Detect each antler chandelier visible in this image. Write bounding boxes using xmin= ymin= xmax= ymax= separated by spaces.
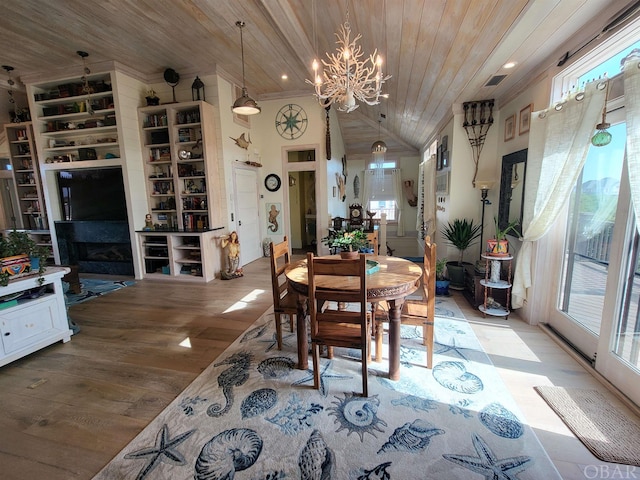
xmin=307 ymin=5 xmax=390 ymax=113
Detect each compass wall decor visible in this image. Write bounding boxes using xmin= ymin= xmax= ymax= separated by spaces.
xmin=275 ymin=104 xmax=308 ymax=139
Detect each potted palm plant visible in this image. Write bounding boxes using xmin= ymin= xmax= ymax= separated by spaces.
xmin=442 ymin=218 xmax=481 ymax=289
xmin=487 ymin=217 xmax=519 ymax=256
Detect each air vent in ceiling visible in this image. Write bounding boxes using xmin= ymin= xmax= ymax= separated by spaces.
xmin=485 ymin=74 xmax=507 ymax=87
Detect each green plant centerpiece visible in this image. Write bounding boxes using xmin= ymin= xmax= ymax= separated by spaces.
xmin=487 ymin=217 xmax=519 ymax=256
xmin=442 ymin=218 xmax=481 ymax=289
xmin=0 ymin=230 xmax=48 ymax=286
xmin=322 ymin=228 xmax=371 ymax=256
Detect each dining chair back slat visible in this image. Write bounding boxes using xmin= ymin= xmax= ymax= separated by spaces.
xmin=307 ymin=252 xmax=370 ymax=396
xmin=373 ymin=236 xmax=437 ymax=368
xmin=269 ymin=236 xmax=298 ymax=350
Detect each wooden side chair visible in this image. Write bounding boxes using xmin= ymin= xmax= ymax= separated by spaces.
xmin=307 ymin=252 xmax=370 ymax=397
xmin=366 ymin=231 xmax=379 ymax=255
xmin=269 ymin=236 xmax=298 ymax=350
xmin=373 ymin=236 xmax=436 ymax=368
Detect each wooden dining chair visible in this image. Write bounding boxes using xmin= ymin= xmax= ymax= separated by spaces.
xmin=373 ymin=236 xmax=436 ymax=368
xmin=366 ymin=231 xmax=378 ymax=255
xmin=269 ymin=236 xmax=298 ymax=350
xmin=307 ymin=252 xmax=370 ymax=397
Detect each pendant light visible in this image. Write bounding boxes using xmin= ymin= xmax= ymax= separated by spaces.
xmin=232 ymin=21 xmax=261 ymax=115
xmin=371 ymin=113 xmax=387 ymax=197
xmin=591 ymin=81 xmax=611 ymax=147
xmin=77 ymin=51 xmax=94 ymax=115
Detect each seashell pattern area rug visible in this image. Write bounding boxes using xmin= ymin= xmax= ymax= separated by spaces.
xmin=93 ymin=296 xmax=561 ymax=479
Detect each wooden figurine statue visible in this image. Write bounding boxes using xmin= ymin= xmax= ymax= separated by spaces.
xmin=143 ymin=213 xmax=154 ymax=231
xmin=220 ymin=231 xmax=243 ymax=280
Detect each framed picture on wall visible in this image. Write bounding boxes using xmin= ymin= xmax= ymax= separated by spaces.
xmin=504 ymin=114 xmax=515 ymax=141
xmin=436 ymin=144 xmax=444 ymax=170
xmin=519 ymin=104 xmax=532 ymax=135
xmin=442 ymin=150 xmax=450 ymax=168
xmin=435 ymin=171 xmax=449 ymax=194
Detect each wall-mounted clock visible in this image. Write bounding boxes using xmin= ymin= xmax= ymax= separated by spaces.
xmin=275 ymin=104 xmax=308 ymax=140
xmin=264 ymin=173 xmax=281 ymax=192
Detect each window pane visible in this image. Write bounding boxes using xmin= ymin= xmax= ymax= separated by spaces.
xmin=558 ymin=122 xmax=626 ymax=334
xmin=369 ymin=200 xmax=396 ymax=221
xmin=615 ymin=229 xmax=640 ymax=371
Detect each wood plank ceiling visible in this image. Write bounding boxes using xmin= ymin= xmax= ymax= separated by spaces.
xmin=0 ymin=0 xmax=634 ymax=161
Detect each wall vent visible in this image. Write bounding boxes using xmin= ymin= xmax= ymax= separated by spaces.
xmin=485 ymin=75 xmax=507 ymax=87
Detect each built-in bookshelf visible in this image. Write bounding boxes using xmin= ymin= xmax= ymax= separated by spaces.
xmin=29 ymin=75 xmax=119 ymax=167
xmin=138 ymin=230 xmax=219 ymax=282
xmin=139 ymin=101 xmax=222 ymax=232
xmin=3 ymin=122 xmax=48 ymax=231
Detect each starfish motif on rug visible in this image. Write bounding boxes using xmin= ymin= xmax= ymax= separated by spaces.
xmin=291 ymin=360 xmax=352 ymax=397
xmin=124 ymin=424 xmax=195 ymax=479
xmin=443 ymin=433 xmax=532 ymax=479
xmin=259 ymin=331 xmax=295 ymax=351
xmin=435 ymin=337 xmax=471 ymax=360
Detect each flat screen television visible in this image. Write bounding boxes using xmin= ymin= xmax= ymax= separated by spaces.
xmin=57 ymin=167 xmax=128 ymax=221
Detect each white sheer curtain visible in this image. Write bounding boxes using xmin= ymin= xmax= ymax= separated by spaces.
xmin=361 ymin=169 xmax=374 ymax=210
xmin=391 ymin=169 xmax=404 ymax=236
xmin=416 ymin=155 xmax=436 ymax=239
xmin=512 ymin=80 xmax=606 ymax=309
xmin=624 ymin=57 xmax=640 ymax=231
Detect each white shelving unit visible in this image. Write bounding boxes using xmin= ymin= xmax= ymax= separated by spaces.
xmin=479 ymin=254 xmax=513 ymax=318
xmin=138 ymin=230 xmax=220 ymax=283
xmin=2 ymin=122 xmax=48 ymax=231
xmin=139 ymin=101 xmax=224 ymax=232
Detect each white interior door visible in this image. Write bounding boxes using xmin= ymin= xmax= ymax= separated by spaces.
xmin=233 ymin=166 xmax=261 ymax=265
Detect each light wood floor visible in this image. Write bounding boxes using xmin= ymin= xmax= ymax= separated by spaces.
xmin=0 ymin=258 xmax=276 ymax=480
xmin=0 ymin=256 xmax=637 ymax=479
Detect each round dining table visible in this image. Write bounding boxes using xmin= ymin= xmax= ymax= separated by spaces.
xmin=284 ymin=254 xmax=422 ymax=381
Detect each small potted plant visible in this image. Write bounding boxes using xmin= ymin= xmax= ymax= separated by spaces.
xmin=322 ymin=228 xmax=370 ymax=259
xmin=0 ymin=230 xmax=48 ymax=286
xmin=486 ymin=217 xmax=519 ymax=256
xmin=442 ymin=218 xmax=481 ymax=289
xmin=435 ymin=257 xmax=450 ymax=296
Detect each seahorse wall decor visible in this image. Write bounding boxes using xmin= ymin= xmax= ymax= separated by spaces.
xmin=207 ymin=351 xmax=253 ymax=417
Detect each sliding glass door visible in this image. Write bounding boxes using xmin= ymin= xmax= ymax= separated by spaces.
xmin=546 ymin=121 xmax=640 ymax=403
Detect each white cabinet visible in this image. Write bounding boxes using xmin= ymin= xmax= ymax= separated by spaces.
xmin=0 ymin=267 xmax=72 ymax=367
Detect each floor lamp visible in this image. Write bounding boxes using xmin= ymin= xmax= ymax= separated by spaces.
xmin=475 ymin=181 xmax=495 ymax=264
